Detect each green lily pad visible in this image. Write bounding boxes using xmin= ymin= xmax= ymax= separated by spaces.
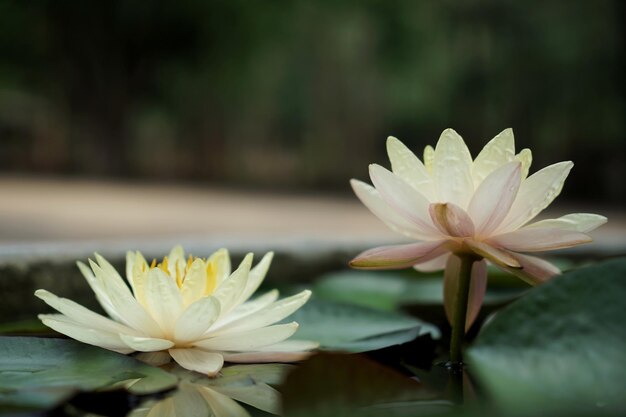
xmin=288 ymin=298 xmax=440 ymax=352
xmin=466 ymin=258 xmax=626 ymax=416
xmin=0 ymin=387 xmax=74 ymax=413
xmin=0 ymin=337 xmax=177 ymax=403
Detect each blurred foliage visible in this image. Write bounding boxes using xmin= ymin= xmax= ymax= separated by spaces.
xmin=0 ymin=0 xmax=623 ymax=202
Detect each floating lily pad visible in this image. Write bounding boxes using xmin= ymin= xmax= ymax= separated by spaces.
xmin=466 ymin=258 xmax=626 ymax=415
xmin=0 ymin=336 xmax=177 ymax=410
xmin=288 ymin=298 xmax=440 ymax=352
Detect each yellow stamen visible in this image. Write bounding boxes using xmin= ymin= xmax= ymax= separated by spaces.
xmin=150 ymin=259 xmax=157 ymax=268
xmin=204 ymin=261 xmax=217 ymax=295
xmin=159 ymin=256 xmax=169 ymax=274
xmin=175 ymin=261 xmax=183 ymax=287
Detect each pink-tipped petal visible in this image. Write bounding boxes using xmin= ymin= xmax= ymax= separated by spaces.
xmin=466 ymin=259 xmax=488 ymax=331
xmin=496 ymin=161 xmax=573 ymax=233
xmin=443 ymin=256 xmax=488 ymax=332
xmin=350 ymin=241 xmax=450 ymax=270
xmin=494 ymin=251 xmax=561 ymax=286
xmin=350 ymin=179 xmax=435 ymax=240
xmin=429 ymin=202 xmax=475 ymax=237
xmin=413 ymin=254 xmax=449 ymax=272
xmin=464 ymin=239 xmax=520 ymax=268
xmin=468 ymin=161 xmax=522 ymax=236
xmin=369 ymin=164 xmax=440 ymax=237
xmin=488 ymin=228 xmax=592 ymax=252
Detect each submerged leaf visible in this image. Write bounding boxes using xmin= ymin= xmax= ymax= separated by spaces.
xmin=0 ymin=337 xmax=177 ymax=396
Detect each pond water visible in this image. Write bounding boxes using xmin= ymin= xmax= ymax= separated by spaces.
xmin=1 ymin=247 xmax=625 ymax=417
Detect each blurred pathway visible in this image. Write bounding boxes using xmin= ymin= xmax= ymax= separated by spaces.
xmin=0 ymin=176 xmax=623 ymax=254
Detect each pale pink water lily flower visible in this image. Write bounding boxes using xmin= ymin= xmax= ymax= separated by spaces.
xmin=35 ymin=246 xmax=317 ymax=376
xmin=350 ymin=128 xmax=606 ymax=330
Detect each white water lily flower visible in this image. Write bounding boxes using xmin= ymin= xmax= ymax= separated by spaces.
xmin=35 ymin=246 xmax=317 ymax=376
xmin=350 ymin=128 xmax=606 ymax=330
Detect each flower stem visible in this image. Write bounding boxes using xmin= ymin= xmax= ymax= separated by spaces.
xmin=449 ymin=254 xmax=477 ymax=367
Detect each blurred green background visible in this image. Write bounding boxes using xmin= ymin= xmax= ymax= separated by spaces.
xmin=0 ymin=0 xmax=623 ymax=203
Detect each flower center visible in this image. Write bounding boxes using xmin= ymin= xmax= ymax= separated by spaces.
xmin=147 ymin=254 xmax=218 ymax=294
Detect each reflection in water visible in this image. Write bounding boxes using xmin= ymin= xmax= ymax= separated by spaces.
xmin=128 ymin=363 xmax=286 ymax=417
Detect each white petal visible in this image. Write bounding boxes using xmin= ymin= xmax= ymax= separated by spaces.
xmin=132 ymin=274 xmax=150 ymax=310
xmin=125 ymin=251 xmax=136 ymax=288
xmin=386 ymin=136 xmax=436 ymax=200
xmin=488 ymin=228 xmax=592 ymax=252
xmin=94 ymin=253 xmax=127 ymax=287
xmin=34 ymin=289 xmax=142 ymax=336
xmin=208 ymin=248 xmax=232 ymax=286
xmin=369 ymin=164 xmax=440 ymax=237
xmin=195 ymin=322 xmax=299 ymax=351
xmin=210 ymin=290 xmax=280 ymax=332
xmin=180 ymin=258 xmax=209 ymax=306
xmin=350 ymin=179 xmax=431 ymax=240
xmin=210 ymin=290 xmax=311 ymax=336
xmin=413 ymin=254 xmax=449 ymax=272
xmin=496 ymin=161 xmax=573 ymax=233
xmin=522 ymin=213 xmax=607 ymax=233
xmin=88 ymin=261 xmax=163 ymax=337
xmin=423 ymin=145 xmax=435 ymax=174
xmin=495 ymin=251 xmax=560 ymax=286
xmin=144 ymin=268 xmax=184 ymax=336
xmin=145 ymin=398 xmax=175 ymax=417
xmin=119 ymin=334 xmax=174 ymax=352
xmin=167 ymin=245 xmax=185 ymax=278
xmin=198 ymin=387 xmax=250 ymax=417
xmin=126 ymin=251 xmax=149 ymax=305
xmin=174 ymin=296 xmax=221 ymax=342
xmin=237 ymin=252 xmax=274 ymax=305
xmin=38 ymin=314 xmax=132 ymax=354
xmin=471 ymin=128 xmax=515 ymax=186
xmin=350 ymin=241 xmax=450 ymax=270
xmin=433 ymin=129 xmax=474 ymax=207
xmin=213 ymin=254 xmax=252 ymax=317
xmin=467 ymin=161 xmax=522 ymax=236
xmin=169 ymin=348 xmax=224 ymax=376
xmin=77 ymin=261 xmax=126 ymax=324
xmin=429 ymin=202 xmax=475 ymax=237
